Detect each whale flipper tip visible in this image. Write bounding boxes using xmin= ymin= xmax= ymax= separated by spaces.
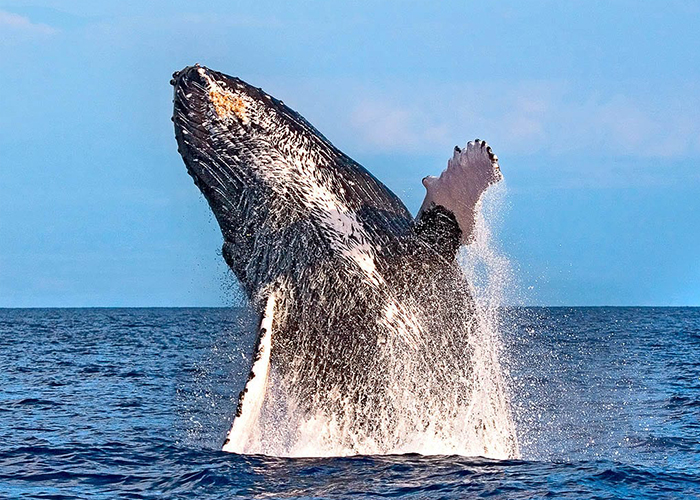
xmin=417 ymin=139 xmax=502 ymax=247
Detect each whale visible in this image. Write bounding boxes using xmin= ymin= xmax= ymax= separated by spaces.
xmin=171 ymin=65 xmax=511 ymax=456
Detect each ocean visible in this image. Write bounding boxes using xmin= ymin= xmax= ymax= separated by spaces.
xmin=1 ymin=307 xmax=698 ymax=499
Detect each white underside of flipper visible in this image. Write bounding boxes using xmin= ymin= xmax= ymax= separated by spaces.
xmin=419 ymin=139 xmax=502 ymax=244
xmin=222 ymin=292 xmax=277 ymax=453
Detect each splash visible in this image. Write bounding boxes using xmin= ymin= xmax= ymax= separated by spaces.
xmin=457 ymin=181 xmax=520 ymax=459
xmin=222 ymin=182 xmax=520 ymax=459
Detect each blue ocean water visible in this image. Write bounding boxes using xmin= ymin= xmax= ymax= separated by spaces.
xmin=1 ymin=307 xmax=698 ymax=499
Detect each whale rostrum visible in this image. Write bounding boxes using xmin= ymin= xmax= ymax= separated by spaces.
xmin=172 ymin=65 xmax=510 ymax=456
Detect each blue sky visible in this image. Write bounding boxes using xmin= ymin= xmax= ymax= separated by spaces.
xmin=0 ymin=0 xmax=698 ymax=307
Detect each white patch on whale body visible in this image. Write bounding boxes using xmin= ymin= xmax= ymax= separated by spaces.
xmin=223 ymin=291 xmax=277 ymax=453
xmin=284 ymin=157 xmax=384 ymax=285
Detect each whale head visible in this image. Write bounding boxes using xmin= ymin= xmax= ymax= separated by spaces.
xmin=171 ymin=65 xmax=372 ymax=235
xmin=171 ymin=65 xmax=413 ymax=293
xmin=172 ymin=65 xmax=338 ymax=212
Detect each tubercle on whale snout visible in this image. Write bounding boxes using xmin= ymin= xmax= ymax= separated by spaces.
xmin=169 ymin=62 xmax=203 ymax=86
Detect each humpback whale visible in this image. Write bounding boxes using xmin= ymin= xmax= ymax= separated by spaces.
xmin=171 ymin=65 xmax=513 ymax=457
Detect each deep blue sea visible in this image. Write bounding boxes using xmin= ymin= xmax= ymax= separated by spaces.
xmin=1 ymin=307 xmax=698 ymax=499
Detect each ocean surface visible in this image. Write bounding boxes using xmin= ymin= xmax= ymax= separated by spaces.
xmin=1 ymin=307 xmax=698 ymax=499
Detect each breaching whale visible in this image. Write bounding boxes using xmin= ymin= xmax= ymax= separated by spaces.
xmin=171 ymin=65 xmax=513 ymax=457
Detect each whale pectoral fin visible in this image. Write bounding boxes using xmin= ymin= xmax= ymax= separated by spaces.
xmin=222 ymin=291 xmax=278 ymax=454
xmin=416 ymin=139 xmax=502 ymax=252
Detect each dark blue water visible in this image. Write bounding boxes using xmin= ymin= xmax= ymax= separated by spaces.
xmin=1 ymin=307 xmax=698 ymax=498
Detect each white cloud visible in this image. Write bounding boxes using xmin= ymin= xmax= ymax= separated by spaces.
xmin=0 ymin=10 xmax=58 ymax=38
xmin=350 ymin=100 xmax=449 ymax=152
xmin=333 ymin=79 xmax=700 ymax=161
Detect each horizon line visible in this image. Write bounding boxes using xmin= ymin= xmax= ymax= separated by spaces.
xmin=0 ymin=305 xmax=698 ymax=310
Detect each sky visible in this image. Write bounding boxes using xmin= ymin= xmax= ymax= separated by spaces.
xmin=0 ymin=0 xmax=699 ymax=307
